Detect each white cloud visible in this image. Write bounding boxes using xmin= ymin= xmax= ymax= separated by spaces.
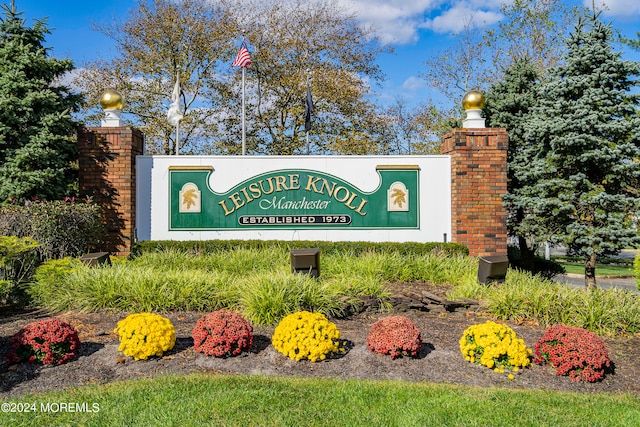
xmin=586 ymin=0 xmax=640 ymax=18
xmin=337 ymin=0 xmax=504 ymax=44
xmin=422 ymin=5 xmax=503 ymax=33
xmin=338 ymin=0 xmax=440 ymax=44
xmin=54 ymin=68 xmax=82 ymax=91
xmin=402 ymin=76 xmax=426 ymax=91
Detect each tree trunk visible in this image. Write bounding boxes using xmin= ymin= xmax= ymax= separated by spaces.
xmin=518 ymin=235 xmax=535 ymax=271
xmin=584 ymin=253 xmax=597 ymax=290
xmin=516 ymin=207 xmax=535 ymax=271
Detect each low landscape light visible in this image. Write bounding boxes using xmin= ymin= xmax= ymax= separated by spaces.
xmin=79 ymin=252 xmax=111 ymax=267
xmin=290 ymin=248 xmax=320 ymax=278
xmin=477 ymin=255 xmax=509 ymax=284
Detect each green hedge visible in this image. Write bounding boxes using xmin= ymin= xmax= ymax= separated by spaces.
xmin=0 ymin=200 xmax=104 ymax=260
xmin=0 ymin=235 xmax=40 ymax=306
xmin=131 ymin=240 xmax=469 ymax=258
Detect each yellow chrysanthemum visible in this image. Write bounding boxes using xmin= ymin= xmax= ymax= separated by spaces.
xmin=459 ymin=320 xmax=531 ymax=377
xmin=272 ymin=311 xmax=345 ymax=362
xmin=114 ymin=313 xmax=176 ymax=361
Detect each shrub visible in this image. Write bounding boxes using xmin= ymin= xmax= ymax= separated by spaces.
xmin=0 ymin=199 xmax=104 ymax=260
xmin=533 ymin=324 xmax=612 ymax=382
xmin=0 ymin=235 xmax=40 ymax=304
xmin=0 ymin=235 xmax=40 ymax=306
xmin=192 ymin=310 xmax=254 ymax=357
xmin=366 ymin=316 xmax=422 ymax=359
xmin=7 ymin=318 xmax=81 ymax=365
xmin=132 ymin=239 xmax=469 ymax=258
xmin=239 ymin=271 xmax=345 ymax=326
xmin=459 ymin=320 xmax=531 ymax=378
xmin=272 ymin=311 xmax=346 ymax=362
xmin=114 ymin=313 xmax=176 ymax=361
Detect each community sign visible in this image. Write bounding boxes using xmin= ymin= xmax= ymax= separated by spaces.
xmin=136 ymin=156 xmax=451 ymax=243
xmin=169 ymin=165 xmax=418 ymax=230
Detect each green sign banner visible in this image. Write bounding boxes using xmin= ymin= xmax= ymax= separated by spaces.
xmin=169 ymin=165 xmax=419 ymax=230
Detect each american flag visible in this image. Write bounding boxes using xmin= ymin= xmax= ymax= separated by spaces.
xmin=232 ymin=41 xmax=251 ymax=68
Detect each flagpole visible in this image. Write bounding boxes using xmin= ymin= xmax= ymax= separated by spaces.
xmin=176 ymin=121 xmax=180 ymax=155
xmin=167 ymin=70 xmax=183 ymax=155
xmin=241 ymin=66 xmax=246 ymax=155
xmin=305 ymin=69 xmax=311 ymax=155
xmin=233 ymin=35 xmax=251 ymax=155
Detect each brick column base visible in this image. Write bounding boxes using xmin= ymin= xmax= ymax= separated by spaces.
xmin=77 ymin=127 xmax=144 ymax=257
xmin=442 ymin=128 xmax=508 ymax=257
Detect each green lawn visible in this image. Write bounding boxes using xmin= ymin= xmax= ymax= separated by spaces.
xmin=558 ymin=262 xmax=634 ymax=276
xmin=2 ymin=374 xmax=639 ymax=427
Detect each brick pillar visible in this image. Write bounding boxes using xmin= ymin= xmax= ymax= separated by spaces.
xmin=442 ymin=128 xmax=508 ymax=257
xmin=77 ymin=127 xmax=144 ymax=257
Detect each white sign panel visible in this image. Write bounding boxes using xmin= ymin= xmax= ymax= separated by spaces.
xmin=136 ymin=155 xmax=451 ymax=243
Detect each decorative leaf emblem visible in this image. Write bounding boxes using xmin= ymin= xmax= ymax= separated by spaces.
xmin=182 ymin=189 xmax=198 ymax=209
xmin=391 ymin=188 xmax=406 ymax=208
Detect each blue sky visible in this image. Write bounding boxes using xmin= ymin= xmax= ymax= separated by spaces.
xmin=16 ymin=0 xmax=640 ymax=109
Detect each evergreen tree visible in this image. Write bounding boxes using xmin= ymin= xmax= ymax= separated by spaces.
xmin=0 ymin=1 xmax=82 ymax=203
xmin=484 ymin=58 xmax=541 ymax=271
xmin=513 ymin=13 xmax=640 ymax=289
xmin=622 ymin=32 xmax=640 ymax=51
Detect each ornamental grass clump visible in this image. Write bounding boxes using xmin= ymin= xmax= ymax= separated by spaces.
xmin=459 ymin=320 xmax=531 ymax=378
xmin=533 ymin=324 xmax=611 ymax=382
xmin=192 ymin=310 xmax=254 ymax=357
xmin=366 ymin=316 xmax=422 ymax=359
xmin=272 ymin=311 xmax=346 ymax=362
xmin=114 ymin=313 xmax=176 ymax=361
xmin=7 ymin=318 xmax=81 ymax=366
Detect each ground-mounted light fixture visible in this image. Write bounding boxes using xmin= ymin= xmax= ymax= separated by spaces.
xmin=290 ymin=248 xmax=320 ymax=278
xmin=477 ymin=255 xmax=509 ymax=284
xmin=79 ymin=252 xmax=112 ymax=267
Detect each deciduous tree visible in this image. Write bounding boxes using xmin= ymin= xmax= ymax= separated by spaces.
xmin=483 ymin=0 xmax=576 ymax=79
xmin=423 ymin=0 xmax=575 ymax=106
xmin=74 ymin=0 xmax=234 ymax=155
xmin=75 ymin=0 xmax=390 ymax=155
xmin=224 ymin=0 xmax=389 ymax=155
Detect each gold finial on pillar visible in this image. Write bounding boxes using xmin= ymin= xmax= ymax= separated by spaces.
xmin=461 ymin=90 xmax=486 ymax=128
xmin=100 ymin=89 xmax=125 ymax=127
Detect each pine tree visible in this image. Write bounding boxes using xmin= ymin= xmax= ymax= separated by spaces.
xmin=622 ymin=32 xmax=640 ymax=51
xmin=513 ymin=13 xmax=640 ymax=289
xmin=0 ymin=1 xmax=82 ymax=203
xmin=484 ymin=58 xmax=540 ymax=271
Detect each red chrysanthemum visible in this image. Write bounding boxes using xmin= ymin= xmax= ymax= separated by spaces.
xmin=366 ymin=316 xmax=422 ymax=359
xmin=533 ymin=324 xmax=611 ymax=382
xmin=192 ymin=310 xmax=253 ymax=357
xmin=7 ymin=318 xmax=81 ymax=365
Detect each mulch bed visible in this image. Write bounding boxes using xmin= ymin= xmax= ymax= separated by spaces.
xmin=1 ymin=282 xmax=639 ymax=398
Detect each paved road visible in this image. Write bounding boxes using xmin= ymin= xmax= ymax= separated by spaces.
xmin=544 ymin=246 xmax=638 ymax=292
xmin=553 ymin=274 xmax=638 ymax=293
xmin=549 ymin=247 xmax=640 ymax=260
